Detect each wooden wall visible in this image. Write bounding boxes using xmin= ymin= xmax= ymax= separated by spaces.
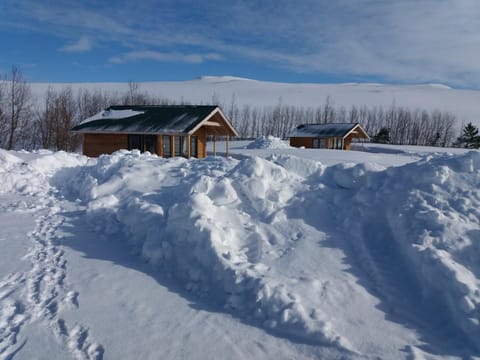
xmin=192 ymin=127 xmax=207 ymax=158
xmin=344 ymin=134 xmax=353 ymax=150
xmin=290 ymin=137 xmax=314 ymax=148
xmin=83 ymin=133 xmax=128 ymax=157
xmin=83 ymin=131 xmax=209 ymax=158
xmin=156 ymin=136 xmax=163 ymax=156
xmin=290 ymin=137 xmax=351 ymax=150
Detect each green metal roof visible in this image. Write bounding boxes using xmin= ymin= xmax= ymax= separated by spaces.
xmin=288 ymin=123 xmax=368 ymax=138
xmin=71 ymin=105 xmax=219 ymax=134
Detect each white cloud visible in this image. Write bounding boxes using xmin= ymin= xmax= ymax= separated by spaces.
xmin=3 ymin=0 xmax=480 ymax=87
xmin=109 ymin=51 xmax=222 ymax=64
xmin=60 ymin=36 xmax=93 ymax=53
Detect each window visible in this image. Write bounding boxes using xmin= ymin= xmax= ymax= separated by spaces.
xmin=175 ymin=136 xmax=182 ymax=156
xmin=163 ymin=136 xmax=171 ymax=157
xmin=144 ymin=135 xmax=156 ymax=153
xmin=128 ymin=135 xmax=142 ymax=150
xmin=329 ymin=138 xmax=335 ymax=149
xmin=190 ymin=136 xmax=198 ymax=157
xmin=181 ymin=137 xmax=188 ymax=157
xmin=128 ymin=135 xmax=156 ymax=153
xmin=162 ymin=135 xmax=197 ymax=158
xmin=336 ymin=138 xmax=343 ymax=149
xmin=312 ymin=138 xmax=326 ymax=148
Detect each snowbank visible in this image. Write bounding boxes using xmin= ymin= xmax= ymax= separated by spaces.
xmin=55 ymin=153 xmax=350 ymax=348
xmin=246 ymin=136 xmax=291 ymax=150
xmin=1 ymin=147 xmax=479 ymax=355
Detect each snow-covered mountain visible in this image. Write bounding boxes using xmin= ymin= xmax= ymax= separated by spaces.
xmin=0 ymin=142 xmax=479 ymax=359
xmin=29 ymin=76 xmax=480 ymax=127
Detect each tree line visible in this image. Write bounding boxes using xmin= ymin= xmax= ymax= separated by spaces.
xmin=0 ymin=66 xmax=477 ymax=152
xmin=224 ymin=96 xmax=459 ymax=147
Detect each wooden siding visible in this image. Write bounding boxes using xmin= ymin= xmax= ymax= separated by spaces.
xmin=156 ymin=135 xmax=163 ymax=156
xmin=290 ymin=137 xmax=313 ymax=148
xmin=344 ymin=134 xmax=354 ymax=150
xmin=290 ymin=136 xmax=350 ymax=150
xmin=192 ymin=127 xmax=207 ymax=158
xmin=83 ymin=133 xmax=128 ymax=157
xmin=82 ymin=133 xmax=210 ymax=159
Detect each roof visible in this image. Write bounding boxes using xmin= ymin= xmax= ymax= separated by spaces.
xmin=288 ymin=123 xmax=369 ymax=139
xmin=71 ymin=105 xmax=235 ymax=135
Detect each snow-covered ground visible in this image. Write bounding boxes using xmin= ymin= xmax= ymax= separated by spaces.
xmin=28 ymin=76 xmax=480 ymax=127
xmin=0 ymin=142 xmax=479 ymax=359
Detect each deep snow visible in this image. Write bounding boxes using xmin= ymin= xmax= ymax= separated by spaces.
xmin=0 ymin=142 xmax=479 ymax=359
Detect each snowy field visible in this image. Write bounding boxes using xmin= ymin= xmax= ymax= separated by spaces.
xmin=29 ymin=76 xmax=480 ymax=127
xmin=0 ymin=141 xmax=479 ymax=359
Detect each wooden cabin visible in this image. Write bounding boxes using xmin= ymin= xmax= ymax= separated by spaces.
xmin=288 ymin=123 xmax=369 ymax=150
xmin=71 ymin=105 xmax=238 ymax=158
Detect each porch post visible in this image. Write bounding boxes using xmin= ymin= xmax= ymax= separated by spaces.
xmin=213 ymin=136 xmax=217 ymax=157
xmin=226 ymin=135 xmax=229 ymax=157
xmin=156 ymin=135 xmax=163 ymax=157
xmin=187 ymin=135 xmax=191 ymax=159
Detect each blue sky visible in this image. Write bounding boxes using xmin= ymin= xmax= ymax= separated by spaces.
xmin=1 ymin=0 xmax=479 ymax=88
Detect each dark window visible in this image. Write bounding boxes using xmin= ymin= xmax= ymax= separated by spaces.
xmin=128 ymin=134 xmax=156 ymax=153
xmin=144 ymin=135 xmax=156 ymax=153
xmin=313 ymin=138 xmax=327 ymax=148
xmin=329 ymin=138 xmax=335 ymax=149
xmin=128 ymin=135 xmax=142 ymax=151
xmin=336 ymin=138 xmax=343 ymax=149
xmin=163 ymin=136 xmax=171 ymax=157
xmin=175 ymin=136 xmax=182 ymax=156
xmin=190 ymin=136 xmax=198 ymax=157
xmin=181 ymin=137 xmax=188 ymax=157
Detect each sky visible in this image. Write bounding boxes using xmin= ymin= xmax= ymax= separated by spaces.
xmin=1 ymin=0 xmax=479 ymax=88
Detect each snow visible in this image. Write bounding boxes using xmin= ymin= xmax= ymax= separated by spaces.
xmin=27 ymin=76 xmax=480 ymax=127
xmin=245 ymin=136 xmax=292 ymax=149
xmin=0 ymin=144 xmax=479 ymax=359
xmin=79 ymin=109 xmax=145 ymax=125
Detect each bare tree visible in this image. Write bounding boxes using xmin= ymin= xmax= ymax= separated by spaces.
xmin=322 ymin=96 xmax=335 ymax=123
xmin=0 ymin=79 xmax=6 ymax=146
xmin=37 ymin=87 xmax=81 ymax=151
xmin=1 ymin=66 xmax=32 ymax=150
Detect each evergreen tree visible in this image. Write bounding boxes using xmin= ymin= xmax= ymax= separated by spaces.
xmin=455 ymin=123 xmax=480 ymax=148
xmin=373 ymin=127 xmax=390 ymax=144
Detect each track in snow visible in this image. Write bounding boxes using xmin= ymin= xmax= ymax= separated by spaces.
xmin=343 ymin=212 xmax=477 ymax=358
xmin=0 ymin=196 xmax=104 ymax=360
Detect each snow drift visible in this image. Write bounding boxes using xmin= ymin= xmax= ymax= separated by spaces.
xmin=245 ymin=136 xmax=291 ymax=150
xmin=0 ymin=147 xmax=479 ymax=357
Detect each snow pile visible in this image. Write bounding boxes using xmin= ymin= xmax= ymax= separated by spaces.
xmin=57 ymin=153 xmax=350 ymax=348
xmin=317 ymin=151 xmax=480 ymax=348
xmin=1 ymin=147 xmax=479 ymax=356
xmin=246 ymin=136 xmax=291 ymax=150
xmin=377 ymin=153 xmax=480 ymax=340
xmin=0 ymin=149 xmax=87 ymax=196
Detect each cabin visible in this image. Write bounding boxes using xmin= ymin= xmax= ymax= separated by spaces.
xmin=71 ymin=105 xmax=238 ymax=158
xmin=288 ymin=123 xmax=369 ymax=150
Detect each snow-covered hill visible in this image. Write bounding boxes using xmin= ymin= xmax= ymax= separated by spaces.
xmin=0 ymin=143 xmax=479 ymax=359
xmin=29 ymin=76 xmax=480 ymax=127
